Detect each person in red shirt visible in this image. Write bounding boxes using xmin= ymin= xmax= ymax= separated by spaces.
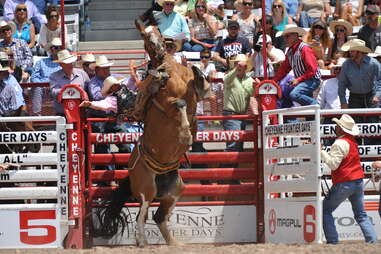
xmin=321 ymin=114 xmax=377 ymax=244
xmin=273 ymin=24 xmax=321 ymax=106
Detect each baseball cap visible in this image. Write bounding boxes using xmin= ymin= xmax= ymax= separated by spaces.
xmin=366 ymin=5 xmax=380 ymax=15
xmin=228 ymin=20 xmax=240 ymax=29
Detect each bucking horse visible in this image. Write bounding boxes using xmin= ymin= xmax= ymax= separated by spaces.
xmin=93 ymin=9 xmax=213 ymax=247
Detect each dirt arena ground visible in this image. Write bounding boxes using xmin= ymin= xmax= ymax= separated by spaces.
xmin=1 ymin=242 xmax=381 ymax=254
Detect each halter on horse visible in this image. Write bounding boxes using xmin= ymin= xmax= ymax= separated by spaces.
xmin=94 ymin=10 xmax=212 ymax=247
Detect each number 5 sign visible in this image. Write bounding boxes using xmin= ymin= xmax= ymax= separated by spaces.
xmin=18 ymin=210 xmax=59 ymax=246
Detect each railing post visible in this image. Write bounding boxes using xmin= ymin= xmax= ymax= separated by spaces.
xmin=58 ymin=84 xmax=89 ymax=248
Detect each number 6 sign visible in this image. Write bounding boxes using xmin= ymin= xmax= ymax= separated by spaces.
xmin=19 ymin=210 xmax=57 ymax=245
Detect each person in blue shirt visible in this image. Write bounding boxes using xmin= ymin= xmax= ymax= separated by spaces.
xmin=0 ymin=63 xmax=25 ymax=116
xmin=30 ymin=37 xmax=62 ymax=116
xmin=155 ymin=0 xmax=191 ymax=50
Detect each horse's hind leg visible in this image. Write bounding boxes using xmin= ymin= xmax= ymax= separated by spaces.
xmin=153 ymin=177 xmax=185 ymax=246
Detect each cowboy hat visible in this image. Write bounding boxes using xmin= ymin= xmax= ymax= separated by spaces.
xmin=0 ymin=20 xmax=15 ymax=34
xmin=90 ymin=55 xmax=114 ymax=69
xmin=369 ymin=46 xmax=381 ymax=57
xmin=101 ymin=76 xmax=125 ymax=97
xmin=46 ymin=37 xmax=62 ymax=49
xmin=157 ymin=0 xmax=177 ymax=7
xmin=281 ymin=24 xmax=306 ymax=37
xmin=229 ymin=54 xmax=252 ymax=72
xmin=164 ymin=37 xmax=182 ymax=52
xmin=340 ymin=39 xmax=372 ymax=53
xmin=331 ymin=57 xmax=347 ymax=68
xmin=81 ymin=53 xmax=95 ymax=63
xmin=332 ymin=114 xmax=359 ymax=136
xmin=54 ymin=49 xmax=77 ymax=64
xmin=329 ymin=19 xmax=353 ymax=36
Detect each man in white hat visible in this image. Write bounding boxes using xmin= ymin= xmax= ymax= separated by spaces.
xmin=30 ymin=37 xmax=62 ymax=116
xmin=0 ymin=20 xmax=33 ymax=82
xmin=321 ymin=114 xmax=377 ymax=244
xmin=273 ymin=24 xmax=321 ymax=106
xmin=338 ymin=39 xmax=381 ymax=142
xmin=252 ymin=34 xmax=285 ymax=77
xmin=154 ymin=0 xmax=190 ymax=50
xmin=49 ymin=49 xmax=89 ymax=116
xmin=80 ymin=53 xmax=96 ymax=79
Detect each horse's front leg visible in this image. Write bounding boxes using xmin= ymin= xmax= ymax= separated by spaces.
xmin=153 ymin=176 xmax=185 ymax=246
xmin=136 ymin=194 xmax=151 ymax=248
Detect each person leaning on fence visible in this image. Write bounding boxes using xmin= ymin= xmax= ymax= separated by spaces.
xmin=49 ymin=49 xmax=89 ymax=116
xmin=220 ymin=54 xmax=256 ymax=184
xmin=321 ymin=114 xmax=378 ymax=244
xmin=30 ymin=37 xmax=62 ymax=116
xmin=273 ymin=24 xmax=321 ymax=107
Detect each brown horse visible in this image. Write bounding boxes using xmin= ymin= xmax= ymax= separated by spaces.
xmin=94 ymin=10 xmax=212 ymax=247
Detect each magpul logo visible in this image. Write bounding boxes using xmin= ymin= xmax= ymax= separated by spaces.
xmin=269 ymin=209 xmax=276 ymax=234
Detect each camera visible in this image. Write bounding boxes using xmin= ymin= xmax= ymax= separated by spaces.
xmin=254 ymin=43 xmax=262 ymax=52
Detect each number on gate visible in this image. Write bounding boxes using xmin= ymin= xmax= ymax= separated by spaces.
xmin=19 ymin=210 xmax=57 ymax=245
xmin=303 ymin=205 xmax=316 ymax=243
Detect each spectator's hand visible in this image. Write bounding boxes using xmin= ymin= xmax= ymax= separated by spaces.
xmin=221 ymin=58 xmax=228 ymax=67
xmin=253 ymin=77 xmax=261 ymax=86
xmin=79 ymin=101 xmax=92 ymax=108
xmin=341 ymin=104 xmax=348 ymax=109
xmin=21 ymin=71 xmax=29 ymax=82
xmin=181 ymin=55 xmax=187 ymax=66
xmin=372 ymin=96 xmax=380 ymax=105
xmin=290 ymin=79 xmax=299 ymax=87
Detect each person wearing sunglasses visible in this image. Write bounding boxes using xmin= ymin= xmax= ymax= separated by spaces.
xmin=265 ymin=0 xmax=299 ymax=19
xmin=327 ymin=19 xmax=352 ymax=69
xmin=183 ymin=0 xmax=218 ymax=52
xmin=303 ymin=20 xmax=331 ymax=69
xmin=271 ymin=0 xmax=292 ymax=32
xmin=231 ymin=0 xmax=258 ymax=47
xmin=358 ymin=5 xmax=381 ymax=51
xmin=155 ymin=0 xmax=190 ymax=50
xmin=38 ymin=5 xmax=67 ymax=55
xmin=3 ymin=0 xmax=47 ymax=33
xmin=9 ymin=4 xmax=36 ymax=50
xmin=80 ymin=53 xmax=96 ymax=79
xmin=30 ymin=37 xmax=62 ymax=116
xmin=0 ymin=20 xmax=32 ymax=83
xmin=295 ymin=0 xmax=331 ymax=28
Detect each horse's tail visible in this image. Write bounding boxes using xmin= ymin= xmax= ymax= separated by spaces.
xmin=93 ymin=177 xmax=134 ymax=239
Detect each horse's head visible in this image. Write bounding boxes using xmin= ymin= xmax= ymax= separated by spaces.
xmin=135 ymin=14 xmax=165 ymax=68
xmin=191 ymin=65 xmax=213 ymax=101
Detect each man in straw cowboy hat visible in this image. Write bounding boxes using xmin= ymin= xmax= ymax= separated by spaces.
xmin=30 ymin=37 xmax=62 ymax=116
xmin=80 ymin=53 xmax=96 ymax=79
xmin=50 ymin=49 xmax=89 ymax=116
xmin=338 ymin=39 xmax=381 ymax=145
xmin=273 ymin=24 xmax=321 ymax=106
xmin=220 ymin=54 xmax=255 ymax=183
xmin=155 ymin=0 xmax=190 ymax=50
xmin=358 ymin=5 xmax=381 ymax=51
xmin=321 ymin=114 xmax=377 ymax=244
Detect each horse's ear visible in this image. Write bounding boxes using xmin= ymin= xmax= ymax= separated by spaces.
xmin=191 ymin=65 xmax=213 ymax=100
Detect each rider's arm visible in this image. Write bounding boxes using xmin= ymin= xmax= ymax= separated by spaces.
xmin=321 ymin=139 xmax=349 ymax=171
